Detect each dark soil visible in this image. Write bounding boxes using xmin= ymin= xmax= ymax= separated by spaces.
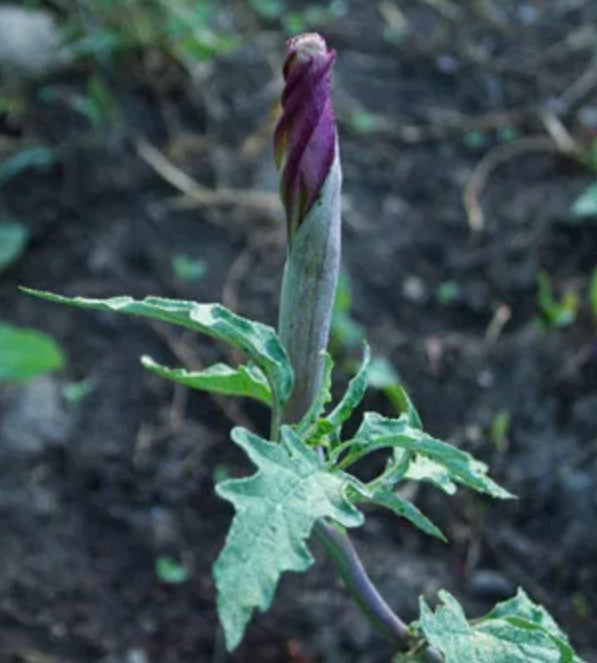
xmin=1 ymin=1 xmax=597 ymax=661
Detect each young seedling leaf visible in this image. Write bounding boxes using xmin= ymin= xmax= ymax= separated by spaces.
xmin=0 ymin=323 xmax=65 ymax=381
xmin=213 ymin=426 xmax=363 ymax=651
xmin=419 ymin=590 xmax=584 ymax=663
xmin=335 ymin=413 xmax=513 ymax=499
xmin=141 ymin=356 xmax=272 ymax=405
xmin=0 ymin=222 xmax=29 ymax=273
xmin=319 ymin=342 xmax=371 ymax=433
xmin=295 ymin=351 xmax=333 ymax=436
xmin=359 ymin=490 xmax=447 ymax=542
xmin=21 ymin=289 xmax=293 ymax=409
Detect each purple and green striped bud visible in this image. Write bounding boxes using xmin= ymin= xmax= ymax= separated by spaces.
xmin=274 ymin=33 xmax=337 ymax=240
xmin=275 ymin=33 xmax=342 ymax=423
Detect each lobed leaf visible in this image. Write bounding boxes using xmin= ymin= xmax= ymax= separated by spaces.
xmin=21 ymin=289 xmax=292 ymax=410
xmin=419 ymin=590 xmax=584 ymax=663
xmin=213 ymin=426 xmax=363 ymax=651
xmin=141 ymin=356 xmax=272 ymax=405
xmin=335 ymin=412 xmax=513 ymax=499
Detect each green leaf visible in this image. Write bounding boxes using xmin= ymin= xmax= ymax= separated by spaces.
xmin=296 ymin=351 xmax=333 ymax=436
xmin=0 ymin=222 xmax=29 ymax=273
xmin=571 ymin=181 xmax=597 ymax=217
xmin=484 ymin=589 xmax=583 ymax=662
xmin=360 ymin=490 xmax=447 ymax=542
xmin=0 ymin=323 xmax=65 ymax=382
xmin=155 ymin=555 xmax=191 ymax=584
xmin=0 ymin=147 xmax=56 ymax=186
xmin=335 ymin=412 xmax=513 ymax=499
xmin=141 ymin=355 xmax=272 ymax=405
xmin=213 ymin=426 xmax=363 ymax=651
xmin=171 ymin=254 xmax=207 ymax=282
xmin=319 ymin=343 xmax=371 ymax=433
xmin=419 ymin=590 xmax=584 ymax=663
xmin=403 ymin=455 xmax=457 ymax=495
xmin=589 ymin=266 xmax=597 ymax=321
xmin=21 ymin=289 xmax=293 ymax=409
xmin=366 ymin=357 xmax=422 ymax=429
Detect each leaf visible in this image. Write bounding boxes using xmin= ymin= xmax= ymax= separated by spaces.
xmin=0 ymin=323 xmax=65 ymax=381
xmin=295 ymin=351 xmax=333 ymax=436
xmin=319 ymin=342 xmax=371 ymax=433
xmin=141 ymin=355 xmax=272 ymax=405
xmin=171 ymin=254 xmax=207 ymax=282
xmin=590 ymin=266 xmax=597 ymax=321
xmin=213 ymin=426 xmax=363 ymax=651
xmin=335 ymin=412 xmax=513 ymax=499
xmin=419 ymin=590 xmax=584 ymax=663
xmin=21 ymin=289 xmax=293 ymax=409
xmin=403 ymin=455 xmax=457 ymax=495
xmin=0 ymin=222 xmax=29 ymax=273
xmin=360 ymin=490 xmax=446 ymax=541
xmin=366 ymin=356 xmax=422 ymax=429
xmin=0 ymin=147 xmax=55 ymax=186
xmin=155 ymin=555 xmax=191 ymax=584
xmin=571 ymin=181 xmax=597 ymax=217
xmin=484 ymin=589 xmax=583 ymax=662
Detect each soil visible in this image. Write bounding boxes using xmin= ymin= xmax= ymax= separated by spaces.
xmin=1 ymin=1 xmax=597 ymax=661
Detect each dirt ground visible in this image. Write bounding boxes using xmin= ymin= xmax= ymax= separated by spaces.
xmin=1 ymin=1 xmax=597 ymax=661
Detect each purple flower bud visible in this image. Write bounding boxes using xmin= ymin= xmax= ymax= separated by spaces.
xmin=276 ymin=33 xmax=342 ymax=424
xmin=274 ymin=33 xmax=337 ymax=240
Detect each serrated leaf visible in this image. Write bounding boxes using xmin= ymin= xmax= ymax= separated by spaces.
xmin=0 ymin=323 xmax=65 ymax=381
xmin=0 ymin=222 xmax=29 ymax=272
xmin=360 ymin=490 xmax=446 ymax=542
xmin=213 ymin=426 xmax=363 ymax=651
xmin=571 ymin=181 xmax=597 ymax=217
xmin=319 ymin=343 xmax=370 ymax=434
xmin=334 ymin=413 xmax=512 ymax=499
xmin=484 ymin=589 xmax=582 ymax=662
xmin=296 ymin=351 xmax=333 ymax=436
xmin=141 ymin=356 xmax=272 ymax=405
xmin=21 ymin=289 xmax=292 ymax=409
xmin=419 ymin=590 xmax=584 ymax=663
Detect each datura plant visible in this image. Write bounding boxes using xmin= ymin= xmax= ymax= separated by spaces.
xmin=23 ymin=33 xmax=583 ymax=662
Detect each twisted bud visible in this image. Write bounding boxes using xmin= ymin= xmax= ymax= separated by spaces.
xmin=275 ymin=33 xmax=342 ymax=422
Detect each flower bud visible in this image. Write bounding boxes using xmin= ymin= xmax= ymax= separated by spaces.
xmin=275 ymin=33 xmax=342 ymax=423
xmin=274 ymin=33 xmax=337 ymax=240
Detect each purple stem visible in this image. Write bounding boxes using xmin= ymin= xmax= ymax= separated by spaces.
xmin=313 ymin=521 xmax=444 ymax=663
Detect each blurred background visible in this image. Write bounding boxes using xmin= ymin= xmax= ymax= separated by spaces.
xmin=0 ymin=0 xmax=596 ymax=661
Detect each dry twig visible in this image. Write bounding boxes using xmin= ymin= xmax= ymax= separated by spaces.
xmin=136 ymin=138 xmax=280 ymax=216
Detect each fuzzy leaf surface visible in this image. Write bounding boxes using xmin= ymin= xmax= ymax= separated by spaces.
xmin=214 ymin=426 xmax=363 ymax=651
xmin=360 ymin=490 xmax=446 ymax=541
xmin=21 ymin=289 xmax=292 ymax=408
xmin=336 ymin=412 xmax=512 ymax=499
xmin=419 ymin=590 xmax=584 ymax=663
xmin=141 ymin=356 xmax=272 ymax=405
xmin=322 ymin=342 xmax=370 ymax=431
xmin=296 ymin=351 xmax=333 ymax=436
